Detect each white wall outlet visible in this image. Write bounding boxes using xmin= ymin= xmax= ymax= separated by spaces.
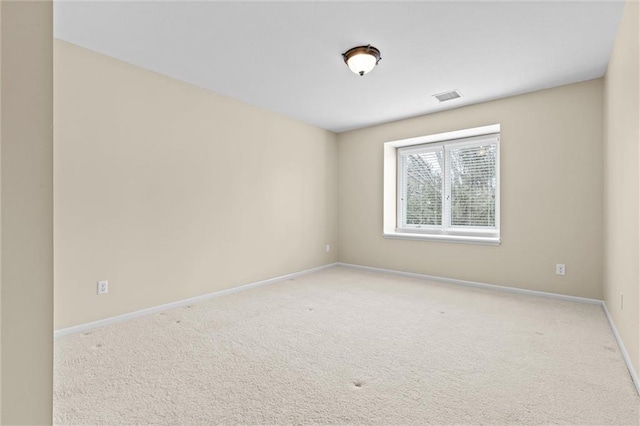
xmin=97 ymin=280 xmax=108 ymax=295
xmin=325 ymin=244 xmax=331 ymax=253
xmin=555 ymin=264 xmax=566 ymax=276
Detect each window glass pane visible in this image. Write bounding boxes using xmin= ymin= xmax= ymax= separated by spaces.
xmin=449 ymin=144 xmax=497 ymax=227
xmin=405 ymin=150 xmax=443 ymax=226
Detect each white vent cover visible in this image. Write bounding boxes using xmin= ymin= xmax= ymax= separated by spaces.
xmin=433 ymin=90 xmax=462 ymax=102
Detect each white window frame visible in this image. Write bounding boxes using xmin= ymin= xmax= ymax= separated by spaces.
xmin=383 ymin=124 xmax=500 ymax=245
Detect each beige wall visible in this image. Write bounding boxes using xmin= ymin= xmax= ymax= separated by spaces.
xmin=604 ymin=0 xmax=640 ymax=375
xmin=1 ymin=0 xmax=54 ymax=423
xmin=54 ymin=40 xmax=338 ymax=329
xmin=338 ymin=80 xmax=604 ymax=300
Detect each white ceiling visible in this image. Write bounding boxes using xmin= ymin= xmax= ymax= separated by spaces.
xmin=54 ymin=1 xmax=624 ymax=133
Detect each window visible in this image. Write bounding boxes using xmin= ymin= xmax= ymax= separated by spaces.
xmin=383 ymin=125 xmax=500 ymax=244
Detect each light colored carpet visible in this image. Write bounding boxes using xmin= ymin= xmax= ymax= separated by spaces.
xmin=54 ymin=266 xmax=640 ymax=425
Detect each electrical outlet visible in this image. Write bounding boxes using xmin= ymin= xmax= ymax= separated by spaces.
xmin=556 ymin=264 xmax=566 ymax=276
xmin=325 ymin=244 xmax=331 ymax=253
xmin=97 ymin=280 xmax=108 ymax=295
xmin=621 ymin=293 xmax=624 ymax=310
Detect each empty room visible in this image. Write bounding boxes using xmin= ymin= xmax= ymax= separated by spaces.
xmin=0 ymin=0 xmax=639 ymax=424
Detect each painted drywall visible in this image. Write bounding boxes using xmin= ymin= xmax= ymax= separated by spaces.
xmin=54 ymin=40 xmax=338 ymax=329
xmin=338 ymin=79 xmax=603 ymax=300
xmin=1 ymin=0 xmax=54 ymax=423
xmin=603 ymin=0 xmax=639 ymax=375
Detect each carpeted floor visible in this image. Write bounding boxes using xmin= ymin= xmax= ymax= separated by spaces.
xmin=54 ymin=266 xmax=640 ymax=425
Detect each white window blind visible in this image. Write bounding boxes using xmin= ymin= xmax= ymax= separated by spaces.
xmin=397 ymin=133 xmax=499 ymax=240
xmin=401 ymin=147 xmax=443 ymax=227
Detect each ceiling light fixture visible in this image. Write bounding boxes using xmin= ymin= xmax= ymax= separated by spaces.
xmin=342 ymin=45 xmax=382 ymax=76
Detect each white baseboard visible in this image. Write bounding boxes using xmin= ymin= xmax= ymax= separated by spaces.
xmin=601 ymin=302 xmax=640 ymax=395
xmin=337 ymin=262 xmax=640 ymax=395
xmin=336 ymin=262 xmax=602 ymax=305
xmin=54 ymin=262 xmax=338 ymax=338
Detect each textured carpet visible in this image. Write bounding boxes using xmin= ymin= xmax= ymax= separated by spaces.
xmin=54 ymin=266 xmax=640 ymax=425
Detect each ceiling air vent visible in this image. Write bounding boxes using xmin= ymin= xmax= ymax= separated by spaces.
xmin=433 ymin=90 xmax=462 ymax=103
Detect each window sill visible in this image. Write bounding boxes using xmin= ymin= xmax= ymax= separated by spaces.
xmin=383 ymin=232 xmax=501 ymax=245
